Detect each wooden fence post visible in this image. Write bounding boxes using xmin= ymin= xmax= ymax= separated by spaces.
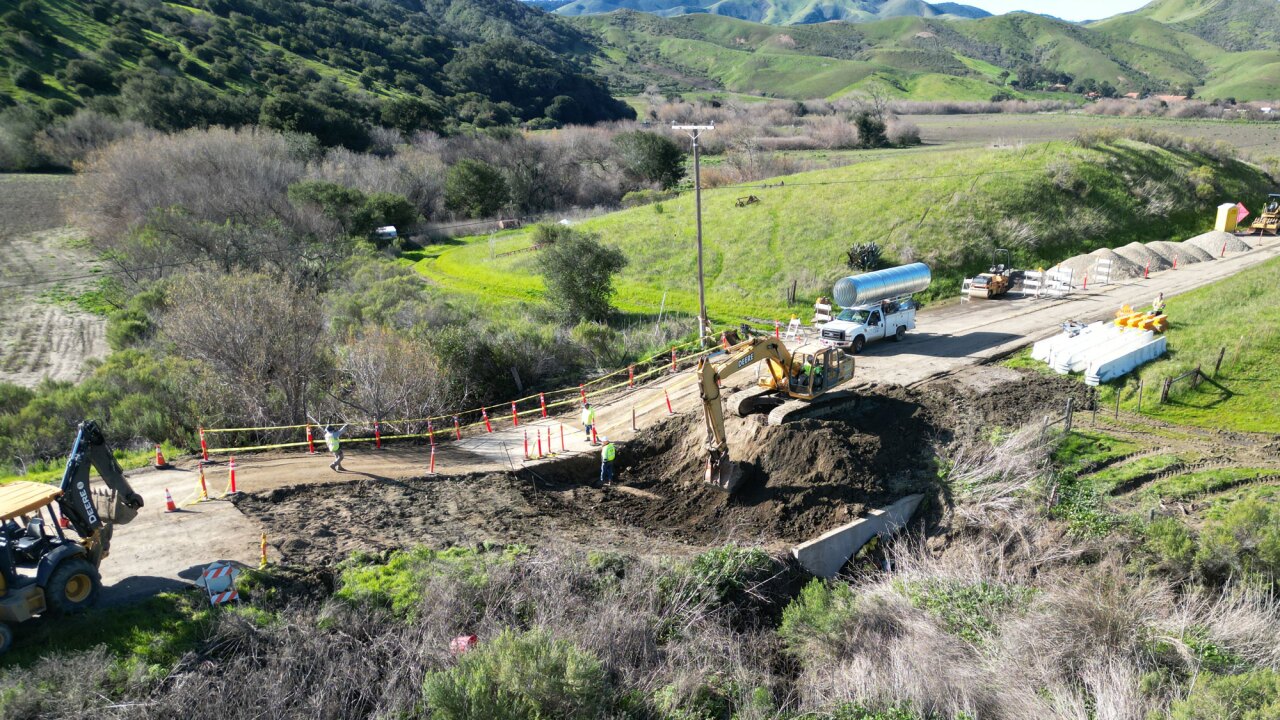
xmin=1192 ymin=363 xmax=1202 ymax=389
xmin=1213 ymin=347 xmax=1226 ymax=378
xmin=1137 ymin=380 xmax=1143 ymax=414
xmin=1115 ymin=383 xmax=1122 ymax=419
xmin=1064 ymin=397 xmax=1074 ymax=434
xmin=1092 ymin=388 xmax=1099 ymax=425
xmin=1160 ymin=378 xmax=1172 ymax=404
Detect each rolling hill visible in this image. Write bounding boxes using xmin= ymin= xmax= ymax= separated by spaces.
xmin=576 ymin=0 xmax=1280 ymax=101
xmin=0 ymin=0 xmax=633 ymax=148
xmin=552 ymin=0 xmax=991 ymax=25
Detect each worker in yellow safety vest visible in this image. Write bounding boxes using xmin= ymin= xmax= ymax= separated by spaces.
xmin=1152 ymin=292 xmax=1166 ymax=316
xmin=323 ymin=422 xmax=348 ymax=472
xmin=600 ymin=437 xmax=616 ymax=487
xmin=581 ymin=402 xmax=596 ymax=443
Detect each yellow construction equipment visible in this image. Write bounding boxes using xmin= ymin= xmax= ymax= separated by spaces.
xmin=968 ymin=249 xmax=1015 ymax=299
xmin=697 ymin=336 xmax=855 ymax=492
xmin=1250 ymin=194 xmax=1280 ymax=236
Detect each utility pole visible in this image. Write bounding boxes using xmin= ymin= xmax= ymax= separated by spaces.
xmin=673 ymin=123 xmax=714 ymax=345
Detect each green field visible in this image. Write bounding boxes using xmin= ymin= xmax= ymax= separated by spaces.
xmin=1107 ymin=255 xmax=1280 ymax=433
xmin=413 ymin=138 xmax=1270 ymax=325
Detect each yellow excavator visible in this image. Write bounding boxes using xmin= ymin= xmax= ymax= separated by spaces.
xmin=697 ymin=336 xmax=855 ymax=492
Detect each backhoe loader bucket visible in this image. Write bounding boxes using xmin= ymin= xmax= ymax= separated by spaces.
xmin=705 ymin=451 xmax=744 ymax=493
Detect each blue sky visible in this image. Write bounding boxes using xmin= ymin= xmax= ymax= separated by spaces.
xmin=964 ymin=1 xmax=1151 ymax=22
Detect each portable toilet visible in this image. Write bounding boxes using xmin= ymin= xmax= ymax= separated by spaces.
xmin=1215 ymin=203 xmax=1239 ymax=233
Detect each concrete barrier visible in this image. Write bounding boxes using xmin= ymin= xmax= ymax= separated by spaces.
xmin=791 ymin=493 xmax=924 ymax=578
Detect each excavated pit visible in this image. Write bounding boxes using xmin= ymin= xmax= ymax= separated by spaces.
xmin=237 ymin=370 xmax=1092 ymax=566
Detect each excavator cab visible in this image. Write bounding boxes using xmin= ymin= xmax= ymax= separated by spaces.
xmin=699 ymin=337 xmax=855 ymax=493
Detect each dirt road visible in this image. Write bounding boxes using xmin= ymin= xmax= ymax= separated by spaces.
xmin=96 ymin=234 xmax=1280 ymax=597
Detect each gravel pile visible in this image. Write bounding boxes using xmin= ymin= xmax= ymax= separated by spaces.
xmin=1147 ymin=240 xmax=1213 ymax=264
xmin=1114 ymin=241 xmax=1171 ymax=272
xmin=1051 ymin=248 xmax=1142 ymax=282
xmin=1185 ymin=230 xmax=1252 ymax=255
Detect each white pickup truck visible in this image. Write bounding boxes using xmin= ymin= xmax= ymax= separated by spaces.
xmin=818 ymin=299 xmax=917 ymax=353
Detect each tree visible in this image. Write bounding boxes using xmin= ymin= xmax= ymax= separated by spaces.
xmin=845 ymin=242 xmax=882 ymax=271
xmin=288 ymin=180 xmax=370 ymax=236
xmin=536 ymin=229 xmax=627 ymax=323
xmin=12 ymin=67 xmax=43 ymax=91
xmin=334 ymin=328 xmax=447 ymax=424
xmin=612 ymin=131 xmax=685 ymax=189
xmin=854 ymin=112 xmax=887 ymax=149
xmin=444 ymin=159 xmax=509 ymax=219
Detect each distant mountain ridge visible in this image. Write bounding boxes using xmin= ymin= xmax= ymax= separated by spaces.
xmin=552 ymin=0 xmax=991 ymax=25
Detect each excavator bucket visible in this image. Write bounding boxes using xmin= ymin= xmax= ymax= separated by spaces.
xmin=705 ymin=453 xmax=744 ymax=494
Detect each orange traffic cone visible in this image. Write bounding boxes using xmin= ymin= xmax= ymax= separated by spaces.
xmin=226 ymin=456 xmax=238 ymax=494
xmin=154 ymin=445 xmax=168 ymax=469
xmin=164 ymin=488 xmax=178 ymax=513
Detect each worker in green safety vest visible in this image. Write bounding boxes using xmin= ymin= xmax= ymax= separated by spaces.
xmin=600 ymin=437 xmax=616 ymax=487
xmin=582 ymin=402 xmax=596 ymax=443
xmin=323 ymin=422 xmax=348 ymax=472
xmin=1152 ymin=292 xmax=1166 ymax=316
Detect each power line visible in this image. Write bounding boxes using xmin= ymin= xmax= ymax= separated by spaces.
xmin=704 ymin=167 xmax=1044 ymax=193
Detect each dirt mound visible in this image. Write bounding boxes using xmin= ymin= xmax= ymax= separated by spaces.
xmin=1147 ymin=240 xmax=1212 ymax=265
xmin=237 ymin=372 xmax=1094 ymax=565
xmin=1185 ymin=231 xmax=1251 ymax=255
xmin=1052 ymin=249 xmax=1141 ymax=282
xmin=1114 ymin=242 xmax=1170 ymax=272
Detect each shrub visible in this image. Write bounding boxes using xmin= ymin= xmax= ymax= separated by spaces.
xmin=1195 ymin=498 xmax=1280 ymax=586
xmin=621 ymin=188 xmax=676 ymax=208
xmin=1168 ymin=669 xmax=1280 ymax=720
xmin=901 ymin=579 xmax=1035 ymax=645
xmin=1142 ymin=518 xmax=1196 ymax=574
xmin=12 ymin=67 xmax=43 ymax=91
xmin=444 ymin=159 xmax=509 ymax=219
xmin=613 ymin=130 xmax=685 ymax=189
xmin=779 ymin=579 xmax=857 ymax=655
xmin=421 ymin=628 xmax=609 ymax=720
xmin=535 ymin=228 xmax=627 ymax=323
xmin=846 ymin=241 xmax=882 ymax=271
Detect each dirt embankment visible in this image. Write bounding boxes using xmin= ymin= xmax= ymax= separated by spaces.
xmin=238 ymin=371 xmax=1092 ymax=566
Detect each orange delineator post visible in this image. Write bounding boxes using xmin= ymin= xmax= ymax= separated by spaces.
xmin=539 ymin=393 xmax=547 ymax=418
xmin=671 ymin=347 xmax=677 ymax=371
xmin=1144 ymin=261 xmax=1150 ymax=279
xmin=1082 ymin=274 xmax=1088 ymax=291
xmin=429 ymin=445 xmax=436 ymax=474
xmin=375 ymin=421 xmax=382 ymax=449
xmin=199 ymin=427 xmax=210 ymax=462
xmin=536 ymin=434 xmax=543 ymax=458
xmin=579 ymin=384 xmax=586 ymax=403
xmin=523 ymin=430 xmax=529 ymax=459
xmin=665 ymin=389 xmax=674 ymax=414
xmin=1173 ymin=254 xmax=1179 ymax=269
xmin=259 ymin=532 xmax=268 ymax=570
xmin=482 ymin=408 xmax=492 ymax=433
xmin=775 ymin=321 xmax=781 ymax=339
xmin=305 ymin=425 xmax=315 ymax=455
xmin=592 ymin=426 xmax=599 ymax=445
xmin=226 ymin=456 xmax=237 ymax=494
xmin=628 ymin=365 xmax=634 ymax=387
xmin=454 ymin=416 xmax=462 ymax=440
xmin=198 ymin=465 xmax=209 ymax=502
xmin=560 ymin=425 xmax=565 ymax=451
xmin=546 ymin=427 xmax=553 ymax=455
xmin=511 ymin=402 xmax=519 ymax=427
xmin=1221 ymin=241 xmax=1228 ymax=258
xmin=428 ymin=420 xmax=435 ymax=446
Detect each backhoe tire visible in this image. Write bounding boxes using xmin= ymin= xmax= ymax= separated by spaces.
xmin=44 ymin=558 xmax=100 ymax=615
xmin=0 ymin=623 xmax=12 ymax=655
xmin=852 ymin=336 xmax=866 ymax=354
xmin=894 ymin=326 xmax=906 ymax=342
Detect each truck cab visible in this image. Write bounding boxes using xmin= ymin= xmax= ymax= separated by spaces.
xmin=819 ymin=298 xmax=917 ymax=353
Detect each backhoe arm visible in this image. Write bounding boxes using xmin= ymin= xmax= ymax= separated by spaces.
xmin=57 ymin=421 xmax=145 ymax=566
xmin=697 ymin=337 xmax=793 ymax=492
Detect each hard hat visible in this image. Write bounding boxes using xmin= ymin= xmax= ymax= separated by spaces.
xmin=601 ymin=436 xmax=608 ymax=443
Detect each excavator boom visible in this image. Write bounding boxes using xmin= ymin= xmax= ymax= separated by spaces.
xmin=698 ymin=337 xmax=794 ymax=493
xmin=57 ymin=421 xmax=144 ymax=566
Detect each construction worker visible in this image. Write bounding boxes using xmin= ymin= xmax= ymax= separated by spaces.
xmin=581 ymin=402 xmax=596 ymax=444
xmin=324 ymin=422 xmax=348 ymax=472
xmin=599 ymin=436 xmax=616 ymax=486
xmin=1152 ymin=292 xmax=1166 ymax=316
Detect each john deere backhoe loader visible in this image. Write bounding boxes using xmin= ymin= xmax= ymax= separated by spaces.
xmin=0 ymin=421 xmax=144 ymax=653
xmin=698 ymin=336 xmax=855 ymax=493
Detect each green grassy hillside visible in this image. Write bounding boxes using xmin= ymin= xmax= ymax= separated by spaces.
xmin=581 ymin=0 xmax=1280 ymax=101
xmin=552 ymin=0 xmax=990 ymax=24
xmin=412 ymin=138 xmax=1271 ymax=324
xmin=0 ymin=0 xmax=632 ymax=145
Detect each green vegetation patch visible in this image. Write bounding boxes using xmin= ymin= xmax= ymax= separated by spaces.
xmin=900 ymin=579 xmax=1036 ymax=645
xmin=1143 ymin=468 xmax=1279 ymax=502
xmin=336 ymin=544 xmax=528 ymax=619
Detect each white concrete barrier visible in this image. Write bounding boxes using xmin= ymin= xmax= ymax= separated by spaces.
xmin=791 ymin=494 xmax=925 ymax=578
